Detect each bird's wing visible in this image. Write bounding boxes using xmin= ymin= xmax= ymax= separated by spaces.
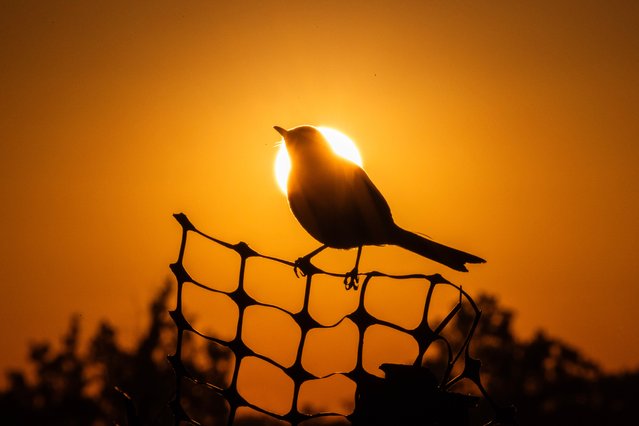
xmin=344 ymin=163 xmax=398 ymax=245
xmin=354 ymin=166 xmax=393 ymax=222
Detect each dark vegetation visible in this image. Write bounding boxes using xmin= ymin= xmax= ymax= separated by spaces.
xmin=1 ymin=282 xmax=637 ymax=425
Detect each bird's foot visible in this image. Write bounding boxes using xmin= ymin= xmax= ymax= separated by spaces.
xmin=293 ymin=255 xmax=316 ymax=278
xmin=343 ymin=267 xmax=360 ymax=291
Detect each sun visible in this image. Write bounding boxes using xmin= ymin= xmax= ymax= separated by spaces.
xmin=274 ymin=127 xmax=363 ymax=194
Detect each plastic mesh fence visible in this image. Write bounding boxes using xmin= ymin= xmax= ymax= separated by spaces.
xmin=168 ymin=213 xmax=504 ymax=425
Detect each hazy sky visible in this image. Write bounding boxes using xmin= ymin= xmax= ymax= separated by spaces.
xmin=1 ymin=0 xmax=638 ymax=380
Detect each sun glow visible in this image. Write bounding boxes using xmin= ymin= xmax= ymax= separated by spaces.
xmin=274 ymin=127 xmax=363 ymax=194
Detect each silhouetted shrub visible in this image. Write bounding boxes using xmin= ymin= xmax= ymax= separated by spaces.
xmin=1 ymin=284 xmax=637 ymax=425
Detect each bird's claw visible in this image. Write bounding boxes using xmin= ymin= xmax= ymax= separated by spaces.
xmin=343 ymin=268 xmax=360 ymax=290
xmin=293 ymin=256 xmax=313 ymax=278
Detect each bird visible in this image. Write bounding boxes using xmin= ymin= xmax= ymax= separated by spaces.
xmin=274 ymin=125 xmax=485 ymax=288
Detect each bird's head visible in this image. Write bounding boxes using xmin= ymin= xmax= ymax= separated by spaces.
xmin=273 ymin=125 xmax=332 ymax=163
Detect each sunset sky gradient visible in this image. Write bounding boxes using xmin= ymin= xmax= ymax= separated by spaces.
xmin=1 ymin=0 xmax=638 ymax=382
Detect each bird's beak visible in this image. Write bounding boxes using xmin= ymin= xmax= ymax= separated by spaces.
xmin=273 ymin=126 xmax=287 ymax=138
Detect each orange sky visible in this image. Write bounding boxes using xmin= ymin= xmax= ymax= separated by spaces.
xmin=1 ymin=0 xmax=639 ymax=386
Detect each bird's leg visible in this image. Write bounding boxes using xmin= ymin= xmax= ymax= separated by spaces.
xmin=294 ymin=245 xmax=327 ymax=278
xmin=344 ymin=246 xmax=363 ymax=290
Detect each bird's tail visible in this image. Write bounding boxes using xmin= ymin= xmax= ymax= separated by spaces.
xmin=391 ymin=226 xmax=485 ymax=272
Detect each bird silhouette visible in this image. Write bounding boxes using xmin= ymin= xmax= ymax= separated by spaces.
xmin=274 ymin=125 xmax=485 ymax=288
